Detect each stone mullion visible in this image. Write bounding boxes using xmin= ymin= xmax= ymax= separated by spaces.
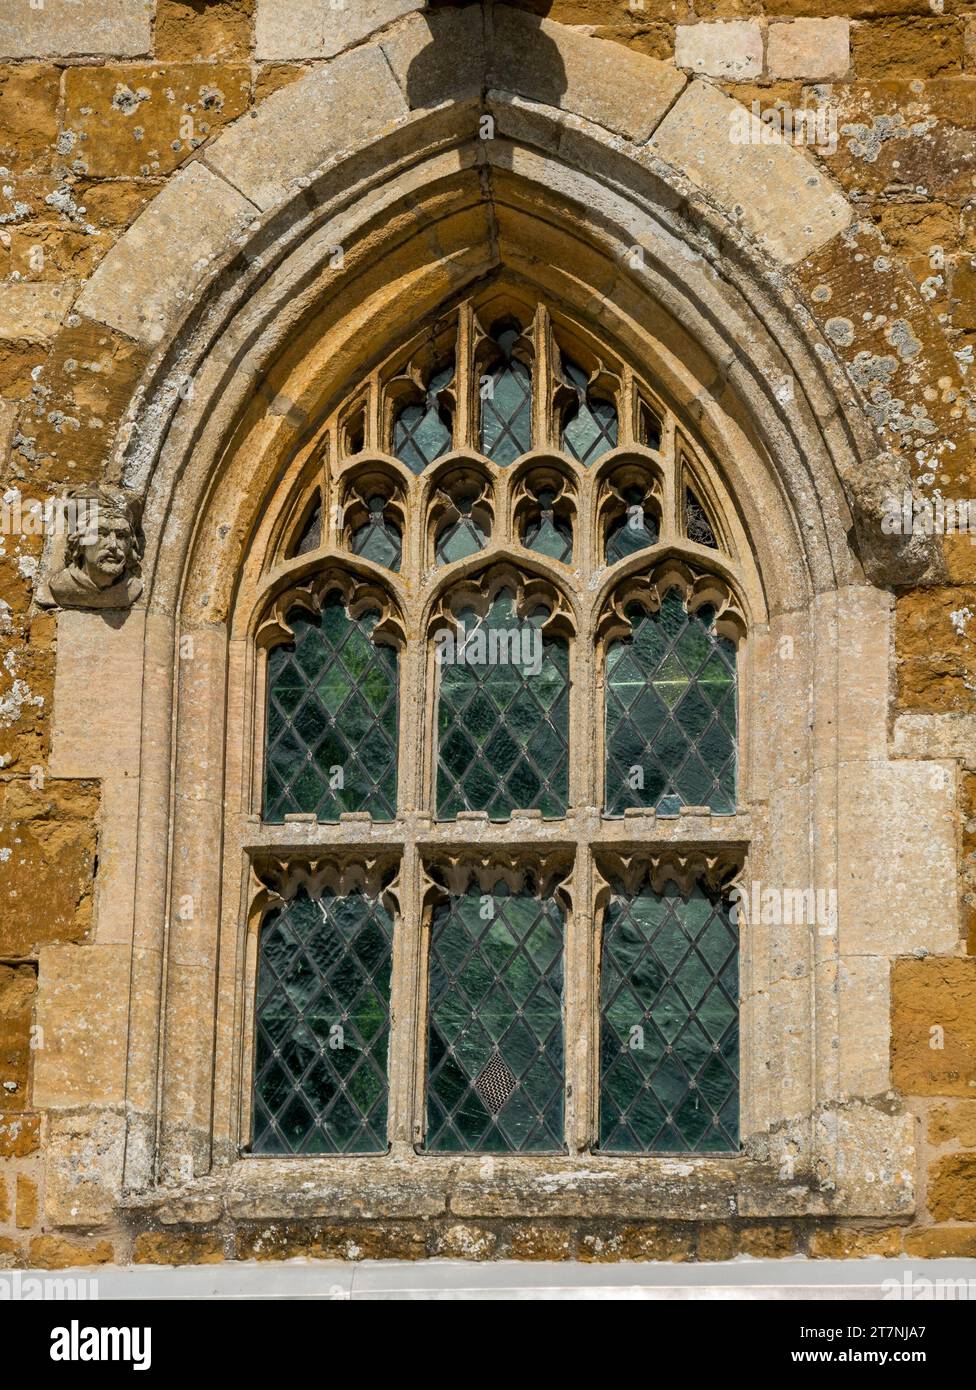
xmin=387 ymin=834 xmax=423 ymax=1150
xmin=453 ymin=301 xmax=476 ymax=450
xmin=531 ymin=302 xmax=552 ymax=450
xmin=564 ymin=839 xmax=597 ymax=1153
xmin=660 ymin=411 xmax=680 ymax=543
xmin=383 ymin=494 xmax=426 ymax=1143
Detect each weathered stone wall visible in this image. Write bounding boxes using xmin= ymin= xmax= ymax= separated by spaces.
xmin=0 ymin=0 xmax=975 ymax=1267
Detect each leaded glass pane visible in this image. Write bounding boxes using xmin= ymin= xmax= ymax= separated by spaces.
xmin=599 ymin=879 xmax=738 ymax=1153
xmin=426 ymin=881 xmax=565 ymax=1152
xmin=436 ymin=590 xmax=569 ymax=820
xmin=605 ymin=487 xmax=659 ymax=565
xmin=561 ymin=358 xmax=618 ymax=465
xmin=480 ymin=328 xmax=532 ymax=464
xmin=686 ymin=487 xmax=718 ymax=548
xmin=252 ymin=887 xmax=393 ymax=1154
xmin=435 ymin=497 xmax=489 ymax=566
xmin=605 ymin=588 xmax=736 ymax=816
xmin=350 ymin=496 xmax=402 ymax=572
xmin=523 ymin=488 xmax=572 ymax=563
xmin=264 ymin=595 xmax=398 ymax=822
xmin=393 ymin=363 xmax=454 ymax=473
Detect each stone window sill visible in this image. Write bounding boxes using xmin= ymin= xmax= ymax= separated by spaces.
xmin=122 ymin=1153 xmax=833 ymax=1226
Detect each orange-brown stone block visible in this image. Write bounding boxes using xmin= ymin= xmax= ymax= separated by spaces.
xmin=928 ymin=1099 xmax=976 ymax=1147
xmin=853 ymin=18 xmax=964 ymax=78
xmin=0 ymin=963 xmax=36 ymax=1111
xmin=892 ymin=956 xmax=976 ymax=1096
xmin=928 ymin=1153 xmax=976 ymax=1220
xmin=0 ymin=780 xmax=99 ymax=956
xmin=896 ymin=587 xmax=976 ymax=715
xmin=904 ymin=1225 xmax=976 ymax=1256
xmin=155 ymin=0 xmax=255 ymax=62
xmin=62 ymin=64 xmax=250 ymax=179
xmin=23 ymin=318 xmax=149 ymax=486
xmin=133 ymin=1231 xmax=225 ymax=1265
xmin=0 ymin=66 xmax=59 ymax=174
xmin=28 ymin=1236 xmax=114 ymax=1269
xmin=0 ymin=1112 xmax=40 ymax=1156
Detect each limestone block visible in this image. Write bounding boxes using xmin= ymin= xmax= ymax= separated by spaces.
xmin=490 ymin=7 xmax=685 ymax=145
xmin=836 ymin=759 xmax=957 ymax=957
xmin=674 ymin=21 xmax=763 ymax=80
xmin=817 ymin=1104 xmax=915 ymax=1216
xmin=33 ymin=943 xmax=130 ymax=1108
xmin=380 ymin=7 xmax=485 ymax=109
xmin=75 ymin=161 xmax=255 ymax=347
xmin=44 ymin=1108 xmax=126 ymax=1227
xmin=255 ymin=0 xmax=422 ymax=62
xmin=204 ymin=46 xmax=408 ymax=212
xmin=50 ymin=609 xmax=145 ymax=779
xmin=892 ymin=712 xmax=976 ymax=761
xmin=814 ymin=585 xmax=892 ymax=769
xmin=767 ymin=19 xmax=851 ymax=81
xmin=826 ymin=955 xmax=891 ymax=1099
xmin=0 ymin=0 xmax=151 ymax=60
xmin=0 ymin=282 xmax=72 ymax=342
xmin=648 ymin=80 xmax=852 ymax=264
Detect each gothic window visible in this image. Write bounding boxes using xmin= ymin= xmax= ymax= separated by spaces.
xmin=248 ymin=295 xmax=746 ymax=1157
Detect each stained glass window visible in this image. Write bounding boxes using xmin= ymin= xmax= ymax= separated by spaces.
xmin=600 ymin=878 xmax=738 ymax=1153
xmin=264 ymin=594 xmax=398 ymax=822
xmin=523 ymin=488 xmax=572 ymax=563
xmin=252 ymin=887 xmax=394 ymax=1154
xmin=605 ymin=486 xmax=659 ymax=565
xmin=605 ymin=589 xmax=736 ymax=816
xmin=561 ymin=358 xmax=618 ymax=465
xmin=426 ymin=881 xmax=564 ymax=1152
xmin=350 ymin=496 xmax=402 ymax=572
xmin=480 ymin=327 xmax=532 ymax=464
xmin=393 ymin=363 xmax=454 ymax=473
xmin=436 ymin=591 xmax=569 ymax=820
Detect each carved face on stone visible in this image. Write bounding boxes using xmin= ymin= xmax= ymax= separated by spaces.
xmin=68 ymin=507 xmax=135 ymax=589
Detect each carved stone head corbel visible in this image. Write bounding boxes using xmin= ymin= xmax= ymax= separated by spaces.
xmin=37 ymin=486 xmax=144 ymax=611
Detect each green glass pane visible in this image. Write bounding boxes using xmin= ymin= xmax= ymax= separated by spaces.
xmin=435 ymin=510 xmax=489 ymax=566
xmin=264 ymin=595 xmax=398 ymax=823
xmin=436 ymin=591 xmax=569 ymax=820
xmin=605 ymin=588 xmax=737 ymax=815
xmin=523 ymin=488 xmax=572 ymax=563
xmin=599 ymin=880 xmax=738 ymax=1153
xmin=480 ymin=329 xmax=532 ymax=465
xmin=393 ymin=363 xmax=454 ymax=473
xmin=351 ymin=496 xmax=402 ymax=572
xmin=606 ymin=487 xmax=659 ymax=565
xmin=561 ymin=359 xmax=618 ymax=465
xmin=426 ymin=882 xmax=565 ymax=1152
xmin=252 ymin=888 xmax=394 ymax=1154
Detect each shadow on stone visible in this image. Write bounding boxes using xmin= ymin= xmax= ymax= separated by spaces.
xmin=405 ymin=2 xmax=567 ymax=113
